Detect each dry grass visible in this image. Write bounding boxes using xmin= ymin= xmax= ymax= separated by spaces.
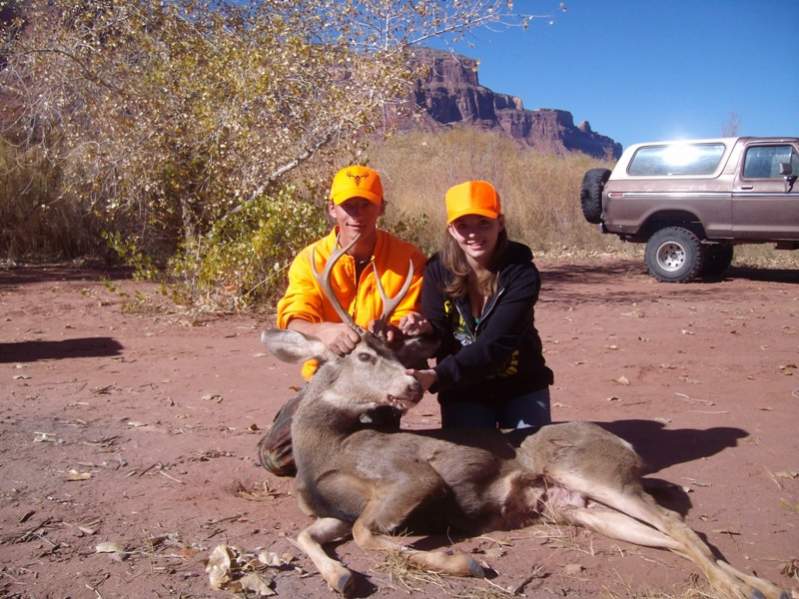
xmin=230 ymin=479 xmax=286 ymax=502
xmin=374 ymin=550 xmax=523 ymax=599
xmin=600 ymin=570 xmax=714 ymax=599
xmin=733 ymin=245 xmax=799 ymax=269
xmin=0 ymin=139 xmax=103 ymax=261
xmin=370 ymin=525 xmax=718 ymax=599
xmin=369 ymin=127 xmax=620 ymax=256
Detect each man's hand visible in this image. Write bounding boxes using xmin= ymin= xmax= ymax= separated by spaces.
xmin=398 ymin=312 xmax=433 ymax=336
xmin=316 ymin=322 xmax=361 ymax=355
xmin=287 ymin=320 xmax=360 ymax=356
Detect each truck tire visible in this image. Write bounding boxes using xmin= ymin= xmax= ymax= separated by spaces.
xmin=580 ymin=168 xmax=611 ymax=224
xmin=703 ymin=244 xmax=734 ymax=278
xmin=645 ymin=226 xmax=705 ymax=283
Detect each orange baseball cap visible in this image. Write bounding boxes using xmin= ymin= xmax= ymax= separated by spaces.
xmin=329 ymin=165 xmax=383 ymax=205
xmin=445 ymin=180 xmax=501 ymax=224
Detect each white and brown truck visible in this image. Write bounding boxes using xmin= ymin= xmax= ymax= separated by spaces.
xmin=581 ymin=136 xmax=799 ymax=282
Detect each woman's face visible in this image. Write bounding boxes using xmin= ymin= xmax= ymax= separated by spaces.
xmin=447 ymin=214 xmax=504 ymax=267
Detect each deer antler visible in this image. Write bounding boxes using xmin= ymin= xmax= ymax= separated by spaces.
xmin=372 ymin=259 xmax=414 ymax=329
xmin=310 ymin=234 xmax=363 ymax=332
xmin=310 ymin=234 xmax=415 ymax=335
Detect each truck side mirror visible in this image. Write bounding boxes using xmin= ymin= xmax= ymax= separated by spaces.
xmin=780 ymin=162 xmax=797 ymax=192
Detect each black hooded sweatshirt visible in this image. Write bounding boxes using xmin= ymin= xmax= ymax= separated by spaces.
xmin=422 ymin=241 xmax=554 ymax=406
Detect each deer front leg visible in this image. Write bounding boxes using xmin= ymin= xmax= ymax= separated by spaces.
xmin=296 ymin=517 xmax=354 ymax=594
xmin=350 ymin=474 xmax=485 ymax=578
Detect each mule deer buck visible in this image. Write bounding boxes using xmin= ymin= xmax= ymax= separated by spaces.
xmin=260 ymin=238 xmax=787 ymax=599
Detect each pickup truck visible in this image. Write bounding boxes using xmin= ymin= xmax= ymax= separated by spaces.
xmin=580 ymin=136 xmax=799 ymax=282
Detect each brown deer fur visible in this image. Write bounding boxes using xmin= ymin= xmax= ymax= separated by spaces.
xmin=260 ymin=327 xmax=787 ymax=599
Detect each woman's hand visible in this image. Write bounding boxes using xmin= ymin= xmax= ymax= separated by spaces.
xmin=407 ymin=368 xmax=437 ymax=392
xmin=398 ymin=312 xmax=433 ymax=336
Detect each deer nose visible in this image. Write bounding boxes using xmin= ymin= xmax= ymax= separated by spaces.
xmin=407 ymin=378 xmax=423 ymax=402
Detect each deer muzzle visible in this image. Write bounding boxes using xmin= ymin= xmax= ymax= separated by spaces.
xmin=386 ymin=378 xmax=424 ymax=412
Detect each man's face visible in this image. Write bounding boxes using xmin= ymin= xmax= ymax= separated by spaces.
xmin=328 ymin=197 xmax=384 ymax=239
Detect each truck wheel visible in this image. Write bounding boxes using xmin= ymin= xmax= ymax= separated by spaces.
xmin=645 ymin=227 xmax=705 ymax=283
xmin=703 ymin=244 xmax=734 ymax=278
xmin=580 ymin=168 xmax=611 ymax=224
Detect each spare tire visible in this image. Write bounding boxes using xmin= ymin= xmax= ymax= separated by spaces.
xmin=580 ymin=168 xmax=611 ymax=224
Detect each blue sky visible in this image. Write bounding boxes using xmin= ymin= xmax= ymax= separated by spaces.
xmin=444 ymin=0 xmax=799 ymax=150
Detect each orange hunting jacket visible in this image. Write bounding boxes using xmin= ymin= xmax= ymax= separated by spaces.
xmin=276 ymin=228 xmax=426 ymax=379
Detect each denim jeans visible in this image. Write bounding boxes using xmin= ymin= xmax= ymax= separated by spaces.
xmin=440 ymin=387 xmax=552 ymax=430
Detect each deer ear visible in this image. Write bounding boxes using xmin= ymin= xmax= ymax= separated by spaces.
xmin=261 ymin=329 xmax=330 ymax=363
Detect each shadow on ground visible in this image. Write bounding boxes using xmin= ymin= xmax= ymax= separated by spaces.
xmin=725 ymin=265 xmax=799 ymax=284
xmin=541 ymin=261 xmax=644 ymax=285
xmin=0 ymin=337 xmax=124 ymax=363
xmin=0 ymin=263 xmax=131 ymax=291
xmin=598 ymin=419 xmax=748 ymax=474
xmin=540 ymin=260 xmax=798 ymax=305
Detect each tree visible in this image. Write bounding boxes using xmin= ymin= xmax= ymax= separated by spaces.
xmin=1 ymin=0 xmax=559 ymax=305
xmin=721 ymin=112 xmax=740 ymax=137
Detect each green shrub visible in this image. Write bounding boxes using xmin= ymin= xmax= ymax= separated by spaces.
xmin=166 ymin=187 xmax=328 ymax=311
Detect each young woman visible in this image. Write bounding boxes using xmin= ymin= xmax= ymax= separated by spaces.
xmin=403 ymin=180 xmax=553 ymax=430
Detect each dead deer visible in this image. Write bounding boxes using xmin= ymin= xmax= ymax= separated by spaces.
xmin=259 ymin=238 xmax=788 ymax=599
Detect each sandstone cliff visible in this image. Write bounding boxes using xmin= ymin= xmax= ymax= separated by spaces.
xmin=403 ymin=49 xmax=621 ymax=159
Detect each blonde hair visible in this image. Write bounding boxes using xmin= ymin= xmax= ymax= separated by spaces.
xmin=440 ymin=229 xmax=509 ymax=299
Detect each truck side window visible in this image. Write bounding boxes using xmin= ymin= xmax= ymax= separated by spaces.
xmin=628 ymin=143 xmax=725 ymax=176
xmin=743 ymin=145 xmax=794 ymax=179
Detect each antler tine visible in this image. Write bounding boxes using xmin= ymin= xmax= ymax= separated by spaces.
xmin=310 ymin=234 xmax=363 ymax=332
xmin=372 ymin=259 xmax=414 ymax=327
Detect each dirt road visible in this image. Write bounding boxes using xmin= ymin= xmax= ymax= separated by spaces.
xmin=1 ymin=259 xmax=797 ymax=598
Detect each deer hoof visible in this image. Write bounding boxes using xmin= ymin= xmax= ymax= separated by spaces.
xmin=467 ymin=558 xmax=486 ymax=578
xmin=331 ymin=571 xmax=353 ymax=595
xmin=749 ymin=592 xmax=765 ymax=599
xmin=777 ymin=592 xmax=789 ymax=599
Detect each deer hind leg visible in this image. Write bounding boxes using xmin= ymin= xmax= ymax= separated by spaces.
xmin=350 ymin=474 xmax=485 ymax=578
xmin=715 ymin=561 xmax=791 ymax=599
xmin=552 ymin=473 xmax=785 ymax=599
xmin=553 ymin=503 xmax=685 ymax=553
xmin=595 ymin=489 xmax=786 ymax=599
xmin=296 ymin=517 xmax=354 ymax=594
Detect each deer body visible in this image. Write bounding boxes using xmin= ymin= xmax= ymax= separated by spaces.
xmin=260 ymin=237 xmax=787 ymax=598
xmin=294 ymin=401 xmax=525 ymax=533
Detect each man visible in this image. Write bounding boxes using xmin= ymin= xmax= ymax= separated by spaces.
xmin=258 ymin=165 xmax=427 ymax=476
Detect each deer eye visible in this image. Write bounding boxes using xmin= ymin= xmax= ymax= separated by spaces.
xmin=356 ymin=352 xmax=375 ymax=364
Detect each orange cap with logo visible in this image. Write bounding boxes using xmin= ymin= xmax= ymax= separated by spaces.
xmin=445 ymin=180 xmax=501 ymax=224
xmin=329 ymin=165 xmax=383 ymax=206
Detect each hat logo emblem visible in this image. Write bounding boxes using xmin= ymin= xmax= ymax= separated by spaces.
xmin=347 ymin=172 xmax=365 ymax=186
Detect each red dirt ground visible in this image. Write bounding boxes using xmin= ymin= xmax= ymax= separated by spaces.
xmin=1 ymin=258 xmax=798 ymax=599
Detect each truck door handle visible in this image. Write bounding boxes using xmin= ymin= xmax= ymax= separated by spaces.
xmin=740 ymin=185 xmax=753 ymax=190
